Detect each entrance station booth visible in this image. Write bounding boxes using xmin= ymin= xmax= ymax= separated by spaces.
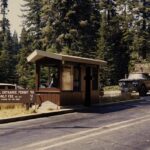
xmin=27 ymin=50 xmax=106 ymax=106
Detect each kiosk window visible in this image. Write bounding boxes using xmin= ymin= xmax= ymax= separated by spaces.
xmin=73 ymin=67 xmax=81 ymax=91
xmin=92 ymin=68 xmax=98 ymax=90
xmin=62 ymin=67 xmax=73 ymax=91
xmin=40 ymin=65 xmax=59 ymax=88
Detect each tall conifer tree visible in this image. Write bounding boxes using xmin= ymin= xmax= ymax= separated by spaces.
xmin=98 ymin=0 xmax=130 ymax=83
xmin=41 ymin=0 xmax=100 ymax=58
xmin=131 ymin=0 xmax=150 ymax=60
xmin=22 ymin=0 xmax=42 ymax=50
xmin=17 ymin=28 xmax=35 ymax=88
xmin=0 ymin=0 xmax=17 ymax=83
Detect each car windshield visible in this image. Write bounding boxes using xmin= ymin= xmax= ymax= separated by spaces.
xmin=128 ymin=73 xmax=146 ymax=79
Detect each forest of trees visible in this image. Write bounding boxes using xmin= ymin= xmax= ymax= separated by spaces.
xmin=0 ymin=0 xmax=149 ymax=88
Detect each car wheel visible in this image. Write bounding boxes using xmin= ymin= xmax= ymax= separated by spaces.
xmin=139 ymin=85 xmax=147 ymax=96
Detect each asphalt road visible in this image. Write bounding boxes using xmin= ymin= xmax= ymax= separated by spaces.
xmin=0 ymin=96 xmax=150 ymax=150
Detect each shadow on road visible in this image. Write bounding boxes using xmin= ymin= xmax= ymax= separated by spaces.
xmin=1 ymin=97 xmax=150 ymax=132
xmin=75 ymin=97 xmax=150 ymax=115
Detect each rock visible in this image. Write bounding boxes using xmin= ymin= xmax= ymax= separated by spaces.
xmin=37 ymin=101 xmax=60 ymax=113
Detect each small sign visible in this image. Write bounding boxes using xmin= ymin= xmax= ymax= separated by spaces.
xmin=0 ymin=90 xmax=35 ymax=103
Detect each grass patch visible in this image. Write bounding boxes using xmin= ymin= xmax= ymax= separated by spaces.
xmin=0 ymin=103 xmax=35 ymax=119
xmin=104 ymin=85 xmax=120 ymax=91
xmin=100 ymin=93 xmax=139 ymax=104
xmin=0 ymin=103 xmax=23 ymax=110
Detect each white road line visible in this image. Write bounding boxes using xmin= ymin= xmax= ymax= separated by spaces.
xmin=37 ymin=117 xmax=150 ymax=150
xmin=15 ymin=114 xmax=150 ymax=150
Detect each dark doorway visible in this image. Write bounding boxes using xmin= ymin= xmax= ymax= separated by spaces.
xmin=84 ymin=67 xmax=92 ymax=106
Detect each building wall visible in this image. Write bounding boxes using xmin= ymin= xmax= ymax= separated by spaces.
xmin=60 ymin=65 xmax=100 ymax=106
xmin=60 ymin=92 xmax=83 ymax=105
xmin=36 ymin=91 xmax=61 ymax=106
xmin=91 ymin=91 xmax=100 ymax=104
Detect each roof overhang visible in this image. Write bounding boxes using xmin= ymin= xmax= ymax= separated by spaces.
xmin=27 ymin=50 xmax=62 ymax=62
xmin=27 ymin=50 xmax=107 ymax=66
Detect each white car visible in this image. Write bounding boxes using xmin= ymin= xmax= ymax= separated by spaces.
xmin=0 ymin=83 xmax=24 ymax=90
xmin=119 ymin=73 xmax=150 ymax=96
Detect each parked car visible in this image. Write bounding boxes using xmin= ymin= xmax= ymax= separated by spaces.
xmin=119 ymin=73 xmax=150 ymax=96
xmin=0 ymin=83 xmax=24 ymax=90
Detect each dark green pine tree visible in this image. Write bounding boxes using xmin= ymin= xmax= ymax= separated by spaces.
xmin=0 ymin=0 xmax=17 ymax=83
xmin=131 ymin=0 xmax=150 ymax=60
xmin=22 ymin=0 xmax=42 ymax=50
xmin=0 ymin=0 xmax=8 ymax=51
xmin=12 ymin=31 xmax=20 ymax=54
xmin=116 ymin=0 xmax=133 ymax=74
xmin=17 ymin=28 xmax=35 ymax=88
xmin=40 ymin=0 xmax=55 ymax=51
xmin=98 ymin=0 xmax=130 ymax=84
xmin=11 ymin=31 xmax=20 ymax=83
xmin=97 ymin=12 xmax=107 ymax=60
xmin=41 ymin=0 xmax=100 ymax=58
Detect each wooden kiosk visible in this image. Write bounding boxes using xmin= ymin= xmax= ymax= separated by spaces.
xmin=27 ymin=50 xmax=106 ymax=106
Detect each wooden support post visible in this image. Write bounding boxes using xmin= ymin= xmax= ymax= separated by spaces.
xmin=36 ymin=62 xmax=40 ymax=91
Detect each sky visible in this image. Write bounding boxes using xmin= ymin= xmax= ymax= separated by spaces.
xmin=8 ymin=0 xmax=24 ymax=36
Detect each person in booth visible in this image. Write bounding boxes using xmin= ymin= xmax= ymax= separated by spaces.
xmin=49 ymin=74 xmax=58 ymax=88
